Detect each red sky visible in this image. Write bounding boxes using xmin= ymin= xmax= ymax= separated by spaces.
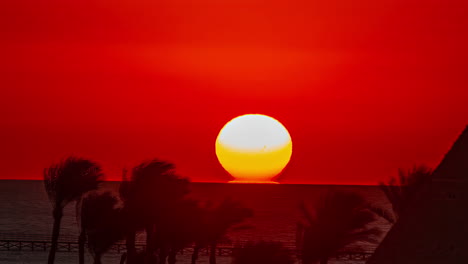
xmin=1 ymin=0 xmax=467 ymax=184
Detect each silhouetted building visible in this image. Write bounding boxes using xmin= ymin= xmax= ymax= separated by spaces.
xmin=368 ymin=125 xmax=468 ymax=264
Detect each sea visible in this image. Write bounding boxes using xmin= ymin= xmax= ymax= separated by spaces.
xmin=0 ymin=180 xmax=392 ymax=264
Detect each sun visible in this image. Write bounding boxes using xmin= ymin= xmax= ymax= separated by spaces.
xmin=215 ymin=114 xmax=292 ymax=183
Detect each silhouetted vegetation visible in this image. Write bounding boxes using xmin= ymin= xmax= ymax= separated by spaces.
xmin=298 ymin=191 xmax=387 ymax=264
xmin=192 ymin=198 xmax=254 ymax=264
xmin=154 ymin=198 xmax=205 ymax=264
xmin=43 ymin=157 xmax=104 ymax=264
xmin=231 ymin=241 xmax=295 ymax=264
xmin=379 ymin=165 xmax=432 ymax=219
xmin=79 ymin=192 xmax=126 ymax=264
xmin=116 ymin=159 xmax=253 ymax=264
xmin=119 ymin=159 xmax=190 ymax=264
xmin=40 ymin=157 xmax=397 ymax=264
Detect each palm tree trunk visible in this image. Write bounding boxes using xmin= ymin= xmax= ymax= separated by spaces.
xmin=93 ymin=253 xmax=102 ymax=264
xmin=78 ymin=230 xmax=86 ymax=264
xmin=48 ymin=207 xmax=63 ymax=264
xmin=168 ymin=249 xmax=177 ymax=264
xmin=159 ymin=248 xmax=168 ymax=264
xmin=191 ymin=246 xmax=199 ymax=264
xmin=146 ymin=225 xmax=153 ymax=262
xmin=209 ymin=242 xmax=217 ymax=264
xmin=125 ymin=231 xmax=136 ymax=264
xmin=120 ymin=253 xmax=127 ymax=264
xmin=146 ymin=225 xmax=158 ymax=264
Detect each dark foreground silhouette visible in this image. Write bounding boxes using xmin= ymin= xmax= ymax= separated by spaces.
xmin=42 ymin=157 xmax=392 ymax=264
xmin=44 ymin=158 xmax=257 ymax=264
xmin=368 ymin=125 xmax=468 ymax=264
xmin=36 ymin=125 xmax=468 ymax=264
xmin=297 ymin=191 xmax=391 ymax=264
xmin=44 ymin=157 xmax=104 ymax=264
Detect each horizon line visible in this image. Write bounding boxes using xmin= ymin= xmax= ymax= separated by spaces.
xmin=0 ymin=178 xmax=380 ymax=186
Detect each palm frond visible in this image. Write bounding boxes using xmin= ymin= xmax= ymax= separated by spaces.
xmin=343 ymin=226 xmax=383 ymax=245
xmin=379 ymin=164 xmax=432 ymax=218
xmin=366 ymin=204 xmax=396 ymax=224
xmin=80 ymin=192 xmax=125 ymax=257
xmin=299 ymin=191 xmax=386 ymax=263
xmin=43 ymin=156 xmax=104 ymax=209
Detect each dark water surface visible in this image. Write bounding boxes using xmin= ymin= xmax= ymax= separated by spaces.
xmin=0 ymin=180 xmax=391 ymax=263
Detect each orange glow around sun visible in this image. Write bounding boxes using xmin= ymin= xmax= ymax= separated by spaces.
xmin=215 ymin=114 xmax=292 ymax=183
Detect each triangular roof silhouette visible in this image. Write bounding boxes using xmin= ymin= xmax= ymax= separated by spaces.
xmin=367 ymin=125 xmax=468 ymax=264
xmin=432 ymin=125 xmax=468 ymax=180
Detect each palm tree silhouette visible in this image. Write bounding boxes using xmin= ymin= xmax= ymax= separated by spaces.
xmin=155 ymin=199 xmax=204 ymax=264
xmin=379 ymin=165 xmax=432 ymax=219
xmin=298 ymin=191 xmax=386 ymax=264
xmin=192 ymin=198 xmax=253 ymax=264
xmin=231 ymin=241 xmax=295 ymax=264
xmin=79 ymin=192 xmax=126 ymax=264
xmin=43 ymin=156 xmax=104 ymax=264
xmin=119 ymin=159 xmax=190 ymax=264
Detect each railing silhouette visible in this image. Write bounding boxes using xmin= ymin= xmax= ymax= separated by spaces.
xmin=0 ymin=233 xmax=375 ymax=260
xmin=0 ymin=240 xmax=133 ymax=253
